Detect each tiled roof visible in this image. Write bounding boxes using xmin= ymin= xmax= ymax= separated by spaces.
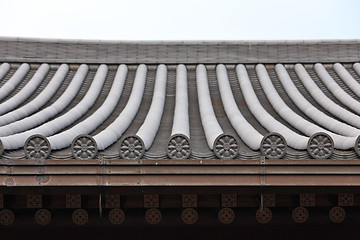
xmin=1 ymin=43 xmax=360 ymax=161
xmin=0 ymin=38 xmax=359 ymax=161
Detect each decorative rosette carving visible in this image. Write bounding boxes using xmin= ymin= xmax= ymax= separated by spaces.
xmin=108 ymin=208 xmax=125 ymax=225
xmin=145 ymin=208 xmax=162 ymax=224
xmin=167 ymin=134 xmax=191 ymax=159
xmin=35 ymin=209 xmax=51 ymax=226
xmin=307 ymin=132 xmax=334 ymax=159
xmin=256 ymin=208 xmax=272 ymax=224
xmin=0 ymin=209 xmax=15 ymax=226
xmin=72 ymin=209 xmax=88 ymax=225
xmin=71 ymin=134 xmax=98 ymax=159
xmin=181 ymin=208 xmax=198 ymax=224
xmin=260 ymin=132 xmax=287 ymax=159
xmin=292 ymin=207 xmax=308 ymax=223
xmin=24 ymin=134 xmax=51 ymax=160
xmin=213 ymin=134 xmax=239 ymax=159
xmin=119 ymin=135 xmax=145 ymax=160
xmin=218 ymin=207 xmax=235 ymax=224
xmin=329 ymin=206 xmax=346 ymax=223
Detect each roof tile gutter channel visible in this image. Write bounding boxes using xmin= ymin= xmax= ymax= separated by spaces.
xmin=0 ymin=63 xmax=10 ymax=81
xmin=0 ymin=64 xmax=69 ymax=127
xmin=93 ymin=64 xmax=147 ymax=150
xmin=0 ymin=65 xmax=88 ymax=137
xmin=48 ymin=65 xmax=127 ymax=150
xmin=196 ymin=64 xmax=224 ymax=150
xmin=0 ymin=65 xmax=107 ymax=150
xmin=236 ymin=64 xmax=308 ymax=150
xmin=0 ymin=63 xmax=30 ymax=102
xmin=296 ymin=64 xmax=360 ymax=130
xmin=136 ymin=64 xmax=167 ymax=150
xmin=259 ymin=64 xmax=356 ymax=149
xmin=170 ymin=64 xmax=190 ymax=138
xmin=0 ymin=63 xmax=50 ymax=115
xmin=216 ymin=64 xmax=262 ymax=150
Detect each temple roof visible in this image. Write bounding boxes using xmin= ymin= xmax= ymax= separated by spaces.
xmin=0 ymin=38 xmax=360 ymax=162
xmin=2 ymin=38 xmax=360 ymax=230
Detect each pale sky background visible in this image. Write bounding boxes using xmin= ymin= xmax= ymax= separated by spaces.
xmin=0 ymin=0 xmax=359 ymax=41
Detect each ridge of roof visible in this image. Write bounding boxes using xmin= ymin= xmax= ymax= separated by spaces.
xmin=0 ymin=36 xmax=360 ymax=45
xmin=0 ymin=37 xmax=359 ymax=64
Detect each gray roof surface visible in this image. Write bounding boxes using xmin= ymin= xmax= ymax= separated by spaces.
xmin=0 ymin=37 xmax=359 ymax=64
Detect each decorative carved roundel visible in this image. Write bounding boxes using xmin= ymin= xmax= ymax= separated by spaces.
xmin=119 ymin=135 xmax=145 ymax=160
xmin=307 ymin=132 xmax=334 ymax=159
xmin=35 ymin=209 xmax=52 ymax=226
xmin=292 ymin=207 xmax=309 ymax=223
xmin=260 ymin=132 xmax=287 ymax=159
xmin=108 ymin=208 xmax=125 ymax=225
xmin=145 ymin=208 xmax=162 ymax=224
xmin=213 ymin=134 xmax=239 ymax=159
xmin=329 ymin=206 xmax=346 ymax=223
xmin=354 ymin=135 xmax=360 ymax=157
xmin=218 ymin=207 xmax=235 ymax=224
xmin=167 ymin=134 xmax=191 ymax=159
xmin=24 ymin=134 xmax=51 ymax=160
xmin=181 ymin=208 xmax=198 ymax=224
xmin=72 ymin=209 xmax=89 ymax=225
xmin=0 ymin=209 xmax=15 ymax=226
xmin=256 ymin=208 xmax=272 ymax=224
xmin=71 ymin=134 xmax=98 ymax=159
xmin=0 ymin=139 xmax=3 ymax=156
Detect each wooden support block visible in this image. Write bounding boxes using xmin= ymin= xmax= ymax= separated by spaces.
xmin=27 ymin=194 xmax=42 ymax=208
xmin=144 ymin=194 xmax=159 ymax=208
xmin=182 ymin=194 xmax=197 ymax=208
xmin=105 ymin=194 xmax=120 ymax=208
xmin=66 ymin=194 xmax=81 ymax=208
xmin=222 ymin=194 xmax=237 ymax=207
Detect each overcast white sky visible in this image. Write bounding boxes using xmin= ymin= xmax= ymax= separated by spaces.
xmin=0 ymin=0 xmax=359 ymax=41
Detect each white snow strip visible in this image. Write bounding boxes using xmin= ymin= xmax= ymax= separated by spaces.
xmin=216 ymin=64 xmax=262 ymax=150
xmin=136 ymin=64 xmax=167 ymax=150
xmin=0 ymin=63 xmax=30 ymax=102
xmin=259 ymin=64 xmax=355 ymax=149
xmin=0 ymin=64 xmax=88 ymax=137
xmin=196 ymin=64 xmax=224 ymax=150
xmin=0 ymin=64 xmax=69 ymax=126
xmin=0 ymin=63 xmax=11 ymax=81
xmin=0 ymin=63 xmax=50 ymax=115
xmin=171 ymin=64 xmax=190 ymax=138
xmin=296 ymin=64 xmax=360 ymax=129
xmin=333 ymin=63 xmax=360 ymax=99
xmin=48 ymin=64 xmax=127 ymax=150
xmin=0 ymin=64 xmax=107 ymax=150
xmin=236 ymin=64 xmax=308 ymax=150
xmin=93 ymin=64 xmax=147 ymax=150
xmin=276 ymin=64 xmax=360 ymax=137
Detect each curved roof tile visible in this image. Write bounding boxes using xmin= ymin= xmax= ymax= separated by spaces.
xmin=0 ymin=40 xmax=360 ymax=160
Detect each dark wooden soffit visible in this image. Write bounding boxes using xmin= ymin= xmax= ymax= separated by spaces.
xmin=0 ymin=37 xmax=359 ymax=64
xmin=1 ymin=158 xmax=360 ymax=187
